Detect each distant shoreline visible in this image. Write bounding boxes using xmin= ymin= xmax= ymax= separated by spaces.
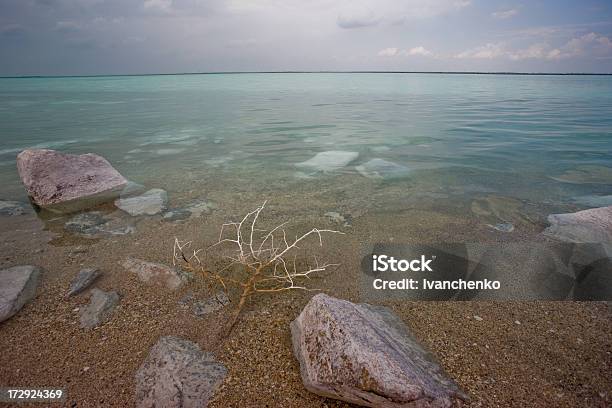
xmin=1 ymin=71 xmax=612 ymax=79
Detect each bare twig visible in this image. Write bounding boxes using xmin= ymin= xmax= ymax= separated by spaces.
xmin=173 ymin=202 xmax=343 ymax=335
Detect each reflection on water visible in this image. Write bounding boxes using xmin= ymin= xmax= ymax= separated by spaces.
xmin=0 ymin=73 xmax=611 ymax=232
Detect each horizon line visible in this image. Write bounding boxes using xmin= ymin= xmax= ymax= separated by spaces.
xmin=1 ymin=70 xmax=612 ymax=79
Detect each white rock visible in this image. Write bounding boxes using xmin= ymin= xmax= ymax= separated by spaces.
xmin=295 ymin=151 xmax=358 ymax=172
xmin=115 ymin=189 xmax=168 ymax=216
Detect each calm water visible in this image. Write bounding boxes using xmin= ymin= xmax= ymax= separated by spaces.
xmin=1 ymin=73 xmax=611 ymax=225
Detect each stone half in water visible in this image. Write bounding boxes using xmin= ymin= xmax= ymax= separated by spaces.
xmin=16 ymin=149 xmax=127 ymax=214
xmin=356 ymin=158 xmax=412 ymax=180
xmin=295 ymin=151 xmax=359 ymax=172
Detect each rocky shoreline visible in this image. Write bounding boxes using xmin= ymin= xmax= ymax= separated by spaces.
xmin=1 ymin=149 xmax=611 ymax=407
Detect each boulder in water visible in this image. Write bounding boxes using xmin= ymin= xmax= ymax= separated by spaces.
xmin=16 ymin=149 xmax=127 ymax=213
xmin=295 ymin=151 xmax=358 ymax=172
xmin=356 ymin=158 xmax=412 ymax=180
xmin=544 ymin=205 xmax=612 ymax=244
xmin=115 ymin=189 xmax=168 ymax=216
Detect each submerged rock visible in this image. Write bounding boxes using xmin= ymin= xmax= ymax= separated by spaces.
xmin=120 ymin=181 xmax=147 ymax=198
xmin=120 ymin=257 xmax=186 ymax=290
xmin=67 ymin=268 xmax=101 ymax=297
xmin=356 ymin=158 xmax=412 ymax=180
xmin=291 ymin=294 xmax=467 ymax=407
xmin=572 ymin=194 xmax=612 ymax=208
xmin=16 ymin=149 xmax=127 ymax=213
xmin=0 ymin=200 xmax=31 ymax=216
xmin=163 ymin=199 xmax=216 ymax=222
xmin=135 ymin=336 xmax=227 ymax=408
xmin=551 ymin=165 xmax=612 ymax=184
xmin=0 ymin=265 xmax=41 ymax=323
xmin=544 ymin=205 xmax=612 ymax=244
xmin=64 ymin=211 xmax=135 ymax=238
xmin=295 ymin=151 xmax=358 ymax=172
xmin=488 ymin=222 xmax=514 ymax=233
xmin=115 ymin=189 xmax=168 ymax=216
xmin=79 ymin=288 xmax=119 ymax=329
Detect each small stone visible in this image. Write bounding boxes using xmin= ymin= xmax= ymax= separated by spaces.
xmin=135 ymin=336 xmax=227 ymax=408
xmin=0 ymin=265 xmax=42 ymax=323
xmin=0 ymin=200 xmax=31 ymax=216
xmin=79 ymin=288 xmax=119 ymax=329
xmin=120 ymin=257 xmax=186 ymax=290
xmin=514 ymin=320 xmax=521 ymax=325
xmin=488 ymin=222 xmax=514 ymax=233
xmin=67 ymin=268 xmax=101 ymax=297
xmin=83 ymin=366 xmax=90 ymax=372
xmin=474 ymin=315 xmax=483 ymax=321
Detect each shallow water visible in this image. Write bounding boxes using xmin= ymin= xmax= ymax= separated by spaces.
xmin=1 ymin=73 xmax=611 ymax=227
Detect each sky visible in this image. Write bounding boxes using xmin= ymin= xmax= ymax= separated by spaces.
xmin=1 ymin=0 xmax=612 ymax=75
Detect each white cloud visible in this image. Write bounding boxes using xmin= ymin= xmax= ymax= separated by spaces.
xmin=456 ymin=32 xmax=612 ymax=61
xmin=337 ymin=7 xmax=379 ymax=29
xmin=492 ymin=9 xmax=518 ymax=19
xmin=55 ymin=21 xmax=82 ymax=33
xmin=143 ymin=0 xmax=173 ymax=12
xmin=407 ymin=46 xmax=433 ymax=56
xmin=378 ymin=45 xmax=434 ymax=57
xmin=456 ymin=43 xmax=505 ymax=59
xmin=378 ymin=47 xmax=399 ymax=56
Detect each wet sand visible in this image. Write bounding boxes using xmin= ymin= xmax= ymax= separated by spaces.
xmin=0 ymin=177 xmax=611 ymax=408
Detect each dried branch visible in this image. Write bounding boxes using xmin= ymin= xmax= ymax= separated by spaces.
xmin=173 ymin=201 xmax=343 ymax=335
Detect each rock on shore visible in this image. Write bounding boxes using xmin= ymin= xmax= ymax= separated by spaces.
xmin=67 ymin=268 xmax=101 ymax=297
xmin=0 ymin=265 xmax=41 ymax=323
xmin=135 ymin=336 xmax=227 ymax=408
xmin=16 ymin=149 xmax=127 ymax=213
xmin=291 ymin=293 xmax=467 ymax=408
xmin=79 ymin=288 xmax=119 ymax=329
xmin=120 ymin=257 xmax=186 ymax=290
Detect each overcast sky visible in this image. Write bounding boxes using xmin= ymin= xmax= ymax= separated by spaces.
xmin=1 ymin=0 xmax=612 ymax=75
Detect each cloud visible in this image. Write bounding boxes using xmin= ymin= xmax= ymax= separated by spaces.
xmin=378 ymin=45 xmax=434 ymax=57
xmin=492 ymin=9 xmax=518 ymax=19
xmin=456 ymin=43 xmax=505 ymax=59
xmin=337 ymin=7 xmax=379 ymax=29
xmin=456 ymin=32 xmax=612 ymax=61
xmin=378 ymin=47 xmax=399 ymax=56
xmin=0 ymin=24 xmax=27 ymax=38
xmin=337 ymin=0 xmax=471 ymax=29
xmin=55 ymin=21 xmax=82 ymax=33
xmin=407 ymin=46 xmax=433 ymax=56
xmin=143 ymin=0 xmax=173 ymax=13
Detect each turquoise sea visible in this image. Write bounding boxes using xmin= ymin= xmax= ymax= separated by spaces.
xmin=1 ymin=73 xmax=611 ymax=232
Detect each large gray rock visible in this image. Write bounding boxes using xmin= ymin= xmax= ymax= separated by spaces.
xmin=291 ymin=294 xmax=467 ymax=408
xmin=135 ymin=336 xmax=227 ymax=408
xmin=16 ymin=149 xmax=127 ymax=213
xmin=79 ymin=288 xmax=119 ymax=329
xmin=67 ymin=268 xmax=101 ymax=297
xmin=120 ymin=258 xmax=185 ymax=290
xmin=115 ymin=188 xmax=168 ymax=216
xmin=0 ymin=265 xmax=41 ymax=323
xmin=544 ymin=205 xmax=612 ymax=244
